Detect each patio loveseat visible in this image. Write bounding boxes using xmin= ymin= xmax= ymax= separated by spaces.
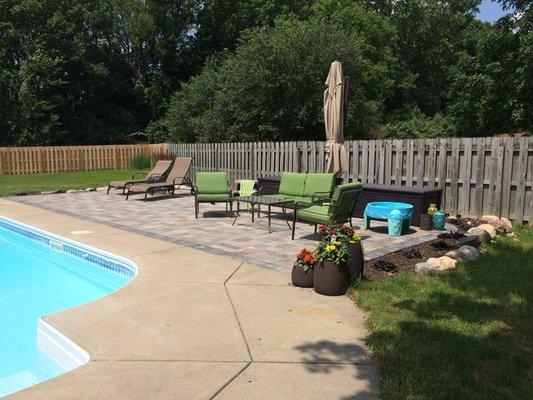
xmin=271 ymin=172 xmax=336 ymax=206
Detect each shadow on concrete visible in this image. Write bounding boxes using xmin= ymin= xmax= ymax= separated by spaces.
xmin=294 ymin=340 xmax=378 ymax=400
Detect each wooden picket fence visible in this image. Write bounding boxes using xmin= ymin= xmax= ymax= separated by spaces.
xmin=0 ymin=144 xmax=167 ymax=174
xmin=169 ymin=137 xmax=533 ymax=223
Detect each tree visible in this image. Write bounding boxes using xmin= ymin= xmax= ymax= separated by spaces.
xmin=161 ymin=2 xmax=397 ymax=143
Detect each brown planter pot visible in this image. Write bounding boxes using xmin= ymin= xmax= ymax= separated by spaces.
xmin=347 ymin=242 xmax=364 ymax=281
xmin=291 ymin=264 xmax=314 ymax=288
xmin=314 ymin=260 xmax=350 ymax=296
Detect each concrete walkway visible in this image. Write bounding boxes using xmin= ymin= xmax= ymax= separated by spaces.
xmin=1 ymin=198 xmax=378 ymax=400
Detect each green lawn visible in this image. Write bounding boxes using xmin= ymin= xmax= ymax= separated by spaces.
xmin=0 ymin=169 xmax=147 ymax=197
xmin=352 ymin=227 xmax=532 ymax=400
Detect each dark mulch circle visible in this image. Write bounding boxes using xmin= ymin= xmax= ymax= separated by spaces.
xmin=431 ymin=239 xmax=451 ymax=250
xmin=372 ymin=260 xmax=398 ymax=273
xmin=402 ymin=248 xmax=422 ymax=259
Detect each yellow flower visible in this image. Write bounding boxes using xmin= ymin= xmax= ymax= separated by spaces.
xmin=326 ymin=244 xmax=336 ymax=252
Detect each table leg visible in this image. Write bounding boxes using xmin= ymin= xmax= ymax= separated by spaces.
xmin=232 ymin=201 xmax=240 ymax=226
xmin=363 ymin=215 xmax=370 ymax=229
xmin=282 ymin=205 xmax=291 ymax=229
xmin=268 ymin=205 xmax=272 ymax=233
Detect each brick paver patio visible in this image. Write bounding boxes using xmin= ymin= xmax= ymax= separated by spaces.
xmin=11 ymin=189 xmax=447 ymax=272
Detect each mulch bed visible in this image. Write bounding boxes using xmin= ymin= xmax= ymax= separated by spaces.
xmin=362 ymin=217 xmax=476 ymax=281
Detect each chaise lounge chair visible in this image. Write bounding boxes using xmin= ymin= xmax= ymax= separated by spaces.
xmin=291 ymin=182 xmax=362 ymax=240
xmin=125 ymin=157 xmax=193 ymax=201
xmin=107 ymin=160 xmax=172 ymax=194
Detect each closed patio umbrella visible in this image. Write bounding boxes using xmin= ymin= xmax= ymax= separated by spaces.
xmin=324 ymin=60 xmax=349 ymax=174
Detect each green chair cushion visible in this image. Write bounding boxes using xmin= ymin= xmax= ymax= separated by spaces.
xmin=278 ymin=172 xmax=306 ymax=197
xmin=196 ymin=172 xmax=229 ymax=194
xmin=330 ymin=182 xmax=362 ymax=204
xmin=297 ymin=205 xmax=331 ymax=225
xmin=196 ymin=193 xmax=230 ymax=201
xmin=302 ymin=173 xmax=335 ymax=197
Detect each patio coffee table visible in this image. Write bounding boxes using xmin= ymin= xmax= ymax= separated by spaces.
xmin=232 ymin=195 xmax=293 ymax=233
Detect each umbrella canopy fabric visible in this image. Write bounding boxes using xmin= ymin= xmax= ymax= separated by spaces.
xmin=324 ymin=60 xmax=349 ymax=174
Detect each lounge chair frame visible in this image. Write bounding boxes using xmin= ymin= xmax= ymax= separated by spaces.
xmin=125 ymin=157 xmax=194 ymax=201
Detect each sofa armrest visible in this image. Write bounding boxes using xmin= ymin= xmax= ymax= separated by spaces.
xmin=311 ymin=191 xmax=332 ymax=204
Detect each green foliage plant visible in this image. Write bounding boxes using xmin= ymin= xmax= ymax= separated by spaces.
xmin=131 ymin=154 xmax=151 ymax=170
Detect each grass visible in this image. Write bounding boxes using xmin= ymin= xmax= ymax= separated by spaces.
xmin=0 ymin=169 xmax=147 ymax=197
xmin=351 ymin=226 xmax=532 ymax=400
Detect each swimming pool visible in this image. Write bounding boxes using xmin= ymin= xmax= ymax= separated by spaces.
xmin=0 ymin=216 xmax=136 ymax=397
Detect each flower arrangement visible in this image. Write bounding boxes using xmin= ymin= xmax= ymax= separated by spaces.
xmin=293 ymin=248 xmax=316 ymax=272
xmin=315 ymin=240 xmax=349 ymax=265
xmin=318 ymin=223 xmax=361 ymax=245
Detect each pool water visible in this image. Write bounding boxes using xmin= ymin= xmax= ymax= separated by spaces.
xmin=0 ymin=221 xmax=132 ymax=397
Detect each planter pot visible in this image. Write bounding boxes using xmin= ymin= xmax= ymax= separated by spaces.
xmin=314 ymin=260 xmax=350 ymax=296
xmin=291 ymin=264 xmax=314 ymax=288
xmin=347 ymin=242 xmax=364 ymax=281
xmin=420 ymin=214 xmax=433 ymax=230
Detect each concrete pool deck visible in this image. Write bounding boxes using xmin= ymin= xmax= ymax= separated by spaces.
xmin=1 ymin=198 xmax=378 ymax=399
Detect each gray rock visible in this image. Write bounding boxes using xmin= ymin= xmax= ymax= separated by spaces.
xmin=445 ymin=250 xmax=468 ymax=262
xmin=456 ymin=234 xmax=482 ymax=248
xmin=466 ymin=228 xmax=492 ymax=244
xmin=66 ymin=189 xmax=78 ymax=194
xmin=96 ymin=186 xmax=108 ymax=192
xmin=415 ymin=262 xmax=435 ymax=272
xmin=457 ymin=245 xmax=480 ymax=261
xmin=85 ymin=187 xmax=97 ymax=192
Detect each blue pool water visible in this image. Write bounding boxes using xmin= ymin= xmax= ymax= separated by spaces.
xmin=0 ymin=218 xmax=133 ymax=397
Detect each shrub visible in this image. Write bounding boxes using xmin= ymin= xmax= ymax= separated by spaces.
xmin=131 ymin=154 xmax=151 ymax=170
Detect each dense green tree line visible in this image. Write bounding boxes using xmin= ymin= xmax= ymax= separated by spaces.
xmin=0 ymin=0 xmax=530 ymax=145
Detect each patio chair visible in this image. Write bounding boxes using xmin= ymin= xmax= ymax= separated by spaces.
xmin=291 ymin=182 xmax=362 ymax=240
xmin=125 ymin=157 xmax=193 ymax=201
xmin=107 ymin=160 xmax=172 ymax=194
xmin=194 ymin=172 xmax=233 ymax=218
xmin=234 ymin=179 xmax=257 ymax=210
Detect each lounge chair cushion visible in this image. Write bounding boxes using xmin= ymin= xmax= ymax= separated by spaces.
xmin=196 ymin=193 xmax=231 ymax=201
xmin=278 ymin=172 xmax=306 ymax=197
xmin=302 ymin=173 xmax=335 ymax=197
xmin=297 ymin=205 xmax=331 ymax=225
xmin=196 ymin=172 xmax=229 ymax=194
xmin=330 ymin=182 xmax=362 ymax=205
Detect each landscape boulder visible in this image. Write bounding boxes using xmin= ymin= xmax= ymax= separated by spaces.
xmin=426 ymin=256 xmax=458 ymax=271
xmin=415 ymin=262 xmax=433 ymax=272
xmin=500 ymin=217 xmax=513 ymax=231
xmin=481 ymin=215 xmax=500 ymax=224
xmin=66 ymin=189 xmax=78 ymax=194
xmin=477 ymin=223 xmax=497 ymax=239
xmin=96 ymin=186 xmax=108 ymax=192
xmin=454 ymin=245 xmax=480 ymax=262
xmin=85 ymin=187 xmax=96 ymax=192
xmin=456 ymin=234 xmax=482 ymax=248
xmin=466 ymin=228 xmax=492 ymax=244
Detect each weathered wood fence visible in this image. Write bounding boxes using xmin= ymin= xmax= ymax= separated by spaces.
xmin=0 ymin=144 xmax=166 ymax=174
xmin=169 ymin=137 xmax=533 ymax=223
